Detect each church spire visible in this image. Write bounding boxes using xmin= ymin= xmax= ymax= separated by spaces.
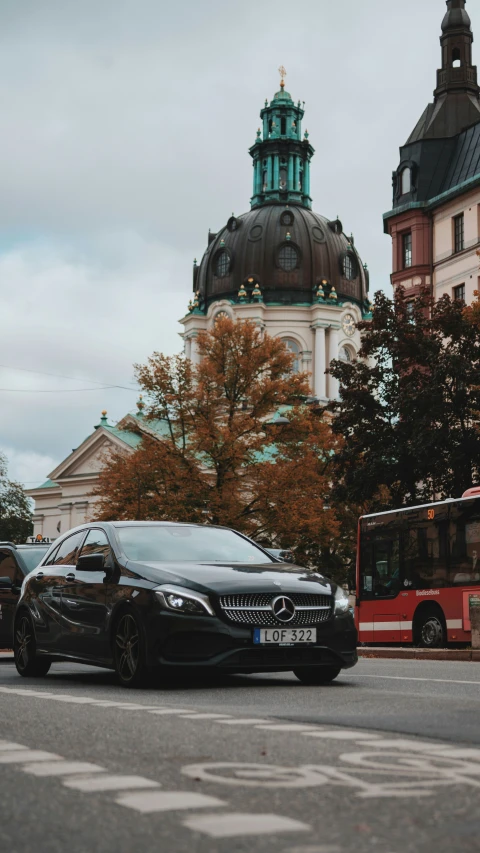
xmin=249 ymin=69 xmax=314 ymax=210
xmin=435 ymin=0 xmax=479 ymax=99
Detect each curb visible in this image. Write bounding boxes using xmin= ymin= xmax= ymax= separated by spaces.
xmin=358 ymin=647 xmax=480 ymax=662
xmin=0 ymin=652 xmax=14 ymax=664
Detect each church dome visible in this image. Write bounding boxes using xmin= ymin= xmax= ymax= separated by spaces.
xmin=195 ymin=204 xmax=368 ymax=309
xmin=192 ymin=74 xmax=369 ymax=313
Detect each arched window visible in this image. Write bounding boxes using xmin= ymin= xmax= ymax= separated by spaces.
xmin=401 ymin=167 xmax=412 ymax=195
xmin=278 ymin=245 xmax=298 ymax=271
xmin=215 ymin=251 xmax=230 ymax=278
xmin=282 ymin=339 xmax=301 ymax=373
xmin=339 ymin=346 xmax=354 ymax=363
xmin=281 ymin=117 xmax=287 ymax=135
xmin=343 ymin=254 xmax=357 ymax=280
xmin=452 ymin=48 xmax=461 ymax=68
xmin=279 ymin=168 xmax=287 ymax=190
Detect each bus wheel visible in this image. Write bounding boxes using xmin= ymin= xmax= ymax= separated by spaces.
xmin=414 ymin=607 xmax=447 ymax=648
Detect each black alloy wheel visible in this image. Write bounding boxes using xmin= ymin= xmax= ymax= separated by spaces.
xmin=114 ymin=611 xmax=148 ymax=687
xmin=416 ymin=611 xmax=447 ymax=648
xmin=14 ymin=613 xmax=51 ymax=677
xmin=293 ymin=665 xmax=341 ymax=685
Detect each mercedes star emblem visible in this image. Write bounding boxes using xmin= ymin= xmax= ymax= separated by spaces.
xmin=271 ymin=595 xmax=296 ymax=623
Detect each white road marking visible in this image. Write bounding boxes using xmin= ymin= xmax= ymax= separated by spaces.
xmin=345 ymin=674 xmax=480 ymax=686
xmin=22 ymin=761 xmax=105 ymax=777
xmin=0 ymin=750 xmax=62 ymax=763
xmin=0 ymin=742 xmax=29 ymax=751
xmin=91 ymin=704 xmax=161 ymax=711
xmin=115 ymin=790 xmax=226 ymax=813
xmin=214 ymin=718 xmax=272 ymax=726
xmin=302 ymin=731 xmax=382 ymax=740
xmin=64 ymin=775 xmax=161 ymax=792
xmin=430 ymin=748 xmax=480 ymax=760
xmin=148 ymin=709 xmax=193 ymax=715
xmin=181 ymin=713 xmax=232 ymax=720
xmin=182 ymin=812 xmax=310 ymax=838
xmin=255 ymin=724 xmax=321 ymax=732
xmin=287 ymin=847 xmax=342 ymax=853
xmin=359 ymin=739 xmax=456 ymax=752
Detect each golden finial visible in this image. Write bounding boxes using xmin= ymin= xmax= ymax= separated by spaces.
xmin=279 ymin=65 xmax=286 ymax=89
xmin=101 ymin=410 xmax=107 ymax=416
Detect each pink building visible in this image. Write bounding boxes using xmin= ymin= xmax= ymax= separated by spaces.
xmin=384 ymin=1 xmax=480 ymax=307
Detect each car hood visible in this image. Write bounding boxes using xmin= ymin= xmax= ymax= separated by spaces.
xmin=125 ymin=560 xmax=332 ymax=596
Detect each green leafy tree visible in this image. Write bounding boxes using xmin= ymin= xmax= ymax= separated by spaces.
xmin=330 ymin=287 xmax=480 ymax=508
xmin=0 ymin=453 xmax=33 ymax=542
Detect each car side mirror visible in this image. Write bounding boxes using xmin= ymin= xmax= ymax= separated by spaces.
xmin=279 ymin=550 xmax=294 ymax=564
xmin=0 ymin=576 xmax=13 ymax=589
xmin=76 ymin=553 xmax=105 ymax=572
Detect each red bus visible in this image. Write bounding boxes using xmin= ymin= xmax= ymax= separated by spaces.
xmin=356 ymin=490 xmax=480 ymax=647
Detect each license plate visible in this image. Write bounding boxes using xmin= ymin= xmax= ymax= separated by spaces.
xmin=253 ymin=627 xmax=317 ymax=645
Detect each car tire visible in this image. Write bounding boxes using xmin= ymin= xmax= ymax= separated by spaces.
xmin=293 ymin=666 xmax=341 ymax=685
xmin=113 ymin=609 xmax=150 ymax=688
xmin=14 ymin=612 xmax=51 ymax=678
xmin=415 ymin=608 xmax=447 ymax=648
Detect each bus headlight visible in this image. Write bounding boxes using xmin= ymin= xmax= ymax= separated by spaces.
xmin=334 ymin=587 xmax=350 ymax=615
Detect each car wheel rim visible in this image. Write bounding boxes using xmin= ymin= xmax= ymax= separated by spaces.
xmin=115 ymin=615 xmax=139 ymax=681
xmin=422 ymin=617 xmax=443 ymax=647
xmin=15 ymin=617 xmax=31 ymax=670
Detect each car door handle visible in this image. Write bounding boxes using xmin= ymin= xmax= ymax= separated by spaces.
xmin=65 ymin=598 xmax=80 ymax=608
xmin=65 ymin=573 xmax=75 ymax=581
xmin=36 ymin=572 xmax=44 ymax=579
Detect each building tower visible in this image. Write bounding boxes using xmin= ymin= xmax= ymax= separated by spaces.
xmin=180 ymin=71 xmax=371 ymax=402
xmin=384 ymin=0 xmax=480 ymax=307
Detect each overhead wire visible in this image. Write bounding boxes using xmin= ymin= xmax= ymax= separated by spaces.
xmin=0 ymin=363 xmax=138 ymax=392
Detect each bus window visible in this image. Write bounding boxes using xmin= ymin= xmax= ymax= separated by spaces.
xmin=449 ymin=503 xmax=480 ymax=585
xmin=403 ymin=516 xmax=448 ymax=589
xmin=361 ymin=532 xmax=401 ymax=598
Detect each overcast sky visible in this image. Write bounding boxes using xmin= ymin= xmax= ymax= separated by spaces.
xmin=0 ymin=0 xmax=461 ymax=486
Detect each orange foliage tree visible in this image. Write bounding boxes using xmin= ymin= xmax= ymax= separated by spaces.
xmin=93 ymin=318 xmax=351 ymax=579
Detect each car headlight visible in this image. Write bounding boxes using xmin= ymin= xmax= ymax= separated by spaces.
xmin=334 ymin=587 xmax=350 ymax=615
xmin=154 ymin=585 xmax=215 ymax=616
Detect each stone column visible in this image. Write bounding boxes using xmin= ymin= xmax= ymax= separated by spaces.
xmin=287 ymin=156 xmax=294 ymax=191
xmin=273 ymin=154 xmax=280 ymax=190
xmin=304 ymin=158 xmax=311 ymax=197
xmin=328 ymin=326 xmax=340 ymax=400
xmin=185 ymin=336 xmax=192 ymax=360
xmin=267 ymin=156 xmax=273 ymax=190
xmin=295 ymin=156 xmax=300 ymax=191
xmin=313 ymin=326 xmax=327 ymax=400
xmin=190 ymin=335 xmax=200 ymax=366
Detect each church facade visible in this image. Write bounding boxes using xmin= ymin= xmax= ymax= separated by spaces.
xmin=384 ymin=0 xmax=480 ymax=307
xmin=180 ymin=73 xmax=371 ymax=402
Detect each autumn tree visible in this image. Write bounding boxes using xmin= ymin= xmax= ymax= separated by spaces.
xmin=0 ymin=453 xmax=33 ymax=542
xmin=330 ymin=286 xmax=480 ymax=508
xmin=94 ymin=318 xmax=348 ymax=576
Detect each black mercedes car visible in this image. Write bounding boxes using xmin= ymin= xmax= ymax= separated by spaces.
xmin=11 ymin=522 xmax=357 ymax=687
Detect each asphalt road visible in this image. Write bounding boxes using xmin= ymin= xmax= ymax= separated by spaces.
xmin=0 ymin=658 xmax=479 ymax=853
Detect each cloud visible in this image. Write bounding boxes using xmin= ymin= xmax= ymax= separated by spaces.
xmin=0 ymin=0 xmax=459 ymax=485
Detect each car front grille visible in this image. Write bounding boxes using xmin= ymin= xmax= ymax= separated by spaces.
xmin=218 ymin=592 xmax=332 ymax=627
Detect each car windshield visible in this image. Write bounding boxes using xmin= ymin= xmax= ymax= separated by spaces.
xmin=18 ymin=547 xmax=49 ymax=573
xmin=117 ymin=526 xmax=274 ymax=564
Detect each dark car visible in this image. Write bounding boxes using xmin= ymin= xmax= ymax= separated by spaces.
xmin=12 ymin=522 xmax=357 ymax=687
xmin=0 ymin=542 xmax=50 ymax=648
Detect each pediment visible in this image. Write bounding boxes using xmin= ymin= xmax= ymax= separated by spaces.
xmin=49 ymin=427 xmax=133 ymax=482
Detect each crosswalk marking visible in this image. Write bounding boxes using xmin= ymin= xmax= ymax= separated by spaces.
xmin=64 ymin=775 xmax=161 ymax=792
xmin=0 ymin=742 xmax=29 ymax=752
xmin=22 ymin=761 xmax=105 ymax=777
xmin=302 ymin=731 xmax=382 ymax=740
xmin=148 ymin=709 xmax=192 ymax=715
xmin=215 ymin=718 xmax=272 ymax=726
xmin=255 ymin=724 xmax=320 ymax=732
xmin=0 ymin=750 xmax=62 ymax=763
xmin=182 ymin=812 xmax=311 ymax=837
xmin=115 ymin=790 xmax=226 ymax=813
xmin=181 ymin=713 xmax=232 ymax=720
